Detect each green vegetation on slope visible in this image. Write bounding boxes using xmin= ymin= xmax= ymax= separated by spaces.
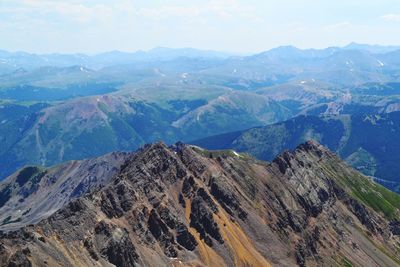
xmin=323 ymin=157 xmax=400 ymax=220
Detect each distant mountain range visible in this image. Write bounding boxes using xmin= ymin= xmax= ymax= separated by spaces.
xmin=2 ymin=43 xmax=400 ymax=98
xmin=1 ymin=141 xmax=400 ymax=266
xmin=343 ymin=42 xmax=400 ymax=54
xmin=0 ymin=47 xmax=233 ymax=72
xmin=1 ymin=43 xmax=400 ymax=82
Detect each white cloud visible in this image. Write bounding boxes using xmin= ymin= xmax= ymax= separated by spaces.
xmin=136 ymin=6 xmax=201 ymax=20
xmin=3 ymin=0 xmax=260 ymax=24
xmin=381 ymin=14 xmax=400 ymax=22
xmin=136 ymin=0 xmax=262 ymax=23
xmin=2 ymin=0 xmax=131 ymax=24
xmin=325 ymin=22 xmax=352 ymax=30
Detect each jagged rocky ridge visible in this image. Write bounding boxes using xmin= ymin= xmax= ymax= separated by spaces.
xmin=1 ymin=141 xmax=400 ymax=266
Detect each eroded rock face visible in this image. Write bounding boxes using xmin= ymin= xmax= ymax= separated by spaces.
xmin=176 ymin=223 xmax=197 ymax=251
xmin=100 ymin=228 xmax=139 ymax=267
xmin=0 ymin=141 xmax=399 ymax=267
xmin=148 ymin=209 xmax=178 ymax=257
xmin=100 ymin=189 xmax=124 ymax=218
xmin=210 ymin=177 xmax=247 ymax=219
xmin=389 ymin=220 xmax=400 ymax=235
xmin=190 ymin=188 xmax=223 ymax=247
xmin=345 ymin=198 xmax=380 ymax=233
xmin=7 ymin=249 xmax=31 ymax=267
xmin=0 ymin=244 xmax=8 ymax=267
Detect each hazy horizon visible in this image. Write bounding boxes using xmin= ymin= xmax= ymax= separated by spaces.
xmin=2 ymin=0 xmax=400 ymax=54
xmin=1 ymin=42 xmax=400 ymax=56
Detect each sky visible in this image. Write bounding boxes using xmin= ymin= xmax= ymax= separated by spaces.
xmin=1 ymin=0 xmax=400 ymax=54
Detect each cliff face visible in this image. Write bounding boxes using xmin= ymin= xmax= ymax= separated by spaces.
xmin=1 ymin=141 xmax=400 ymax=267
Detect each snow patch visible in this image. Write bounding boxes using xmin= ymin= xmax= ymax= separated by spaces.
xmin=196 ymin=112 xmax=202 ymax=122
xmin=79 ymin=66 xmax=90 ymax=73
xmin=190 ymin=145 xmax=204 ymax=151
xmin=154 ymin=68 xmax=166 ymax=77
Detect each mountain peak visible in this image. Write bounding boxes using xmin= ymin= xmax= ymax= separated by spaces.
xmin=295 ymin=139 xmax=331 ymax=155
xmin=273 ymin=140 xmax=334 ymax=174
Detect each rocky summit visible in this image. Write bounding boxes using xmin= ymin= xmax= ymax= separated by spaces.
xmin=1 ymin=141 xmax=400 ymax=266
